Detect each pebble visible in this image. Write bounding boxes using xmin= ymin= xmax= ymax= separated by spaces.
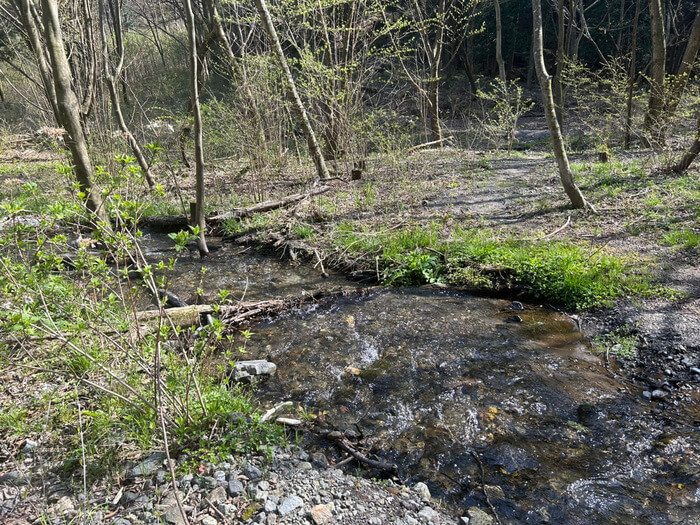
xmin=467 ymin=507 xmax=494 ymax=525
xmin=651 ymin=389 xmax=668 ymax=400
xmin=278 ymin=494 xmax=304 ymax=515
xmin=413 ymin=482 xmax=431 ymax=501
xmin=244 ymin=464 xmax=263 ymax=481
xmin=228 ymin=478 xmax=244 ymax=496
xmin=201 ymin=516 xmax=218 ymax=525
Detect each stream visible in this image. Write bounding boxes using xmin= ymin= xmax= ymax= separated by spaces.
xmin=145 ymin=235 xmax=700 ymax=525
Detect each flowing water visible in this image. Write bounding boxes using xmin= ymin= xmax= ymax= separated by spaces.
xmin=153 ymin=239 xmax=700 ymax=524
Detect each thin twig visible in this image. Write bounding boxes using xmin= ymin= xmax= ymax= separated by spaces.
xmin=468 ymin=448 xmax=502 ymax=525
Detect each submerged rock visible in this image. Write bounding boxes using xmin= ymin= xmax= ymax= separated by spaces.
xmin=484 ymin=444 xmax=539 ymax=474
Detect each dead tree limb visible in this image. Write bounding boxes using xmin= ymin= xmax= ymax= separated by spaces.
xmin=210 ymin=186 xmax=331 ymax=224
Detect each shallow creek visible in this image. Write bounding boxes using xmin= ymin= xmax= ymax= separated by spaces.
xmin=146 ymin=238 xmax=700 ymax=525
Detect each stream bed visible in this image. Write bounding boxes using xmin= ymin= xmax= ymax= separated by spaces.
xmin=152 ymin=240 xmax=700 ymax=524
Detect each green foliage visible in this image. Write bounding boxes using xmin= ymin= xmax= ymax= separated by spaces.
xmin=476 ymin=79 xmax=533 ymax=151
xmin=384 ymin=249 xmax=442 ymax=285
xmin=593 ymin=328 xmax=639 ymax=359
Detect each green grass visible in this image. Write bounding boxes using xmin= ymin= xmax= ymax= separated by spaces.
xmin=332 ymin=222 xmax=665 ymax=309
xmin=661 ymin=228 xmax=700 ymax=249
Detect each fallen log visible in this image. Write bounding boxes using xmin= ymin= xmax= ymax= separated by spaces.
xmin=209 ymin=185 xmax=331 ymax=224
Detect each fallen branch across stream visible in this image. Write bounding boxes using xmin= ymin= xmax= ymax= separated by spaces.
xmin=209 ymin=185 xmax=331 ymax=224
xmin=135 ymin=291 xmax=327 ymax=331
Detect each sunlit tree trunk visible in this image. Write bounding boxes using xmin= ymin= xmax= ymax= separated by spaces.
xmin=254 ymin=0 xmax=330 ymax=180
xmin=183 ymin=0 xmax=209 ymax=257
xmin=494 ymin=0 xmax=505 ymax=82
xmin=532 ymin=0 xmax=590 ymax=210
xmin=40 ymin=0 xmax=108 ymax=223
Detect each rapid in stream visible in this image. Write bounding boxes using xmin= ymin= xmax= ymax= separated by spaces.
xmin=145 ymin=235 xmax=700 ymax=525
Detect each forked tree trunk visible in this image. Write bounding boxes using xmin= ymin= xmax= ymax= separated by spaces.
xmin=532 ymin=0 xmax=589 ymax=210
xmin=253 ymin=0 xmax=330 ymax=180
xmin=16 ymin=0 xmax=60 ymax=120
xmin=643 ymin=0 xmax=666 ymax=145
xmin=183 ymin=0 xmax=209 ymax=257
xmin=40 ymin=0 xmax=108 ymax=224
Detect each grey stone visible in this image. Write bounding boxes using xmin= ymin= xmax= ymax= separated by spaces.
xmin=297 ymin=461 xmax=313 ymax=471
xmin=208 ymin=486 xmax=227 ymax=505
xmin=459 ymin=518 xmax=470 ymax=525
xmin=22 ymin=439 xmax=38 ymax=453
xmin=0 ymin=471 xmax=29 ymax=486
xmin=264 ymin=499 xmax=277 ymax=513
xmin=163 ymin=505 xmax=187 ymax=525
xmin=156 ymin=470 xmax=167 ymax=484
xmin=278 ymin=494 xmax=304 ymax=516
xmin=244 ymin=464 xmax=263 ymax=481
xmin=651 ymin=389 xmax=668 ymax=400
xmin=234 ymin=360 xmax=277 ymax=381
xmin=418 ymin=506 xmax=439 ymax=522
xmin=691 ymin=367 xmax=700 ymax=375
xmin=228 ymin=479 xmax=244 ymax=496
xmin=467 ymin=507 xmax=494 ymax=525
xmin=129 ymin=452 xmax=166 ymax=478
xmin=112 ymin=519 xmax=132 ymax=525
xmin=311 ymin=453 xmax=328 ymax=469
xmin=509 ymin=301 xmax=524 ymax=310
xmin=201 ymin=516 xmax=218 ymax=525
xmin=413 ymin=482 xmax=431 ymax=501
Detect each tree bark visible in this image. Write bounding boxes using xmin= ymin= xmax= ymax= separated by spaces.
xmin=40 ymin=0 xmax=108 ymax=223
xmin=183 ymin=0 xmax=209 ymax=257
xmin=253 ymin=0 xmax=330 ymax=180
xmin=643 ymin=0 xmax=666 ymax=145
xmin=532 ymin=0 xmax=589 ymax=210
xmin=553 ymin=0 xmax=566 ymax=128
xmin=672 ymin=116 xmax=700 ymax=173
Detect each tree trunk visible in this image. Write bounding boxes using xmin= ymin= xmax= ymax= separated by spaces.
xmin=99 ymin=0 xmax=156 ymax=189
xmin=672 ymin=116 xmax=700 ymax=173
xmin=183 ymin=0 xmax=209 ymax=257
xmin=666 ymin=4 xmax=700 ymax=119
xmin=253 ymin=0 xmax=330 ymax=180
xmin=40 ymin=0 xmax=108 ymax=224
xmin=494 ymin=0 xmax=506 ymax=82
xmin=643 ymin=0 xmax=666 ymax=145
xmin=532 ymin=0 xmax=589 ymax=210
xmin=624 ymin=0 xmax=642 ymax=149
xmin=553 ymin=0 xmax=566 ymax=128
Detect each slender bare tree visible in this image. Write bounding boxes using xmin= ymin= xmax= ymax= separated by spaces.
xmin=254 ymin=0 xmax=330 ymax=180
xmin=532 ymin=0 xmax=590 ymax=210
xmin=183 ymin=0 xmax=209 ymax=256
